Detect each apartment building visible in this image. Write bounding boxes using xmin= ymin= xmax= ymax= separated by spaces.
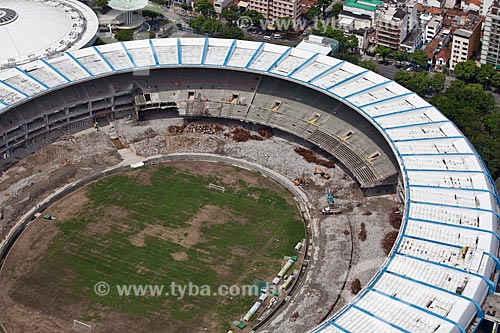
xmin=425 ymin=16 xmax=443 ymax=43
xmin=481 ymin=1 xmax=500 ymax=69
xmin=248 ymin=0 xmax=302 ymax=26
xmin=449 ymin=15 xmax=482 ymax=70
xmin=376 ymin=5 xmax=408 ymax=49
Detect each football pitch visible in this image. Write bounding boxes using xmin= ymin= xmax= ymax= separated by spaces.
xmin=1 ymin=161 xmax=305 ymax=332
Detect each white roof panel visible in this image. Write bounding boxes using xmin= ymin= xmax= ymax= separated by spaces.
xmin=151 ymin=38 xmax=178 ymax=65
xmin=46 ymin=53 xmax=90 ymax=82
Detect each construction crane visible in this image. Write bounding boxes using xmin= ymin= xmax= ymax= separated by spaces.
xmin=313 ymin=167 xmax=331 ymax=179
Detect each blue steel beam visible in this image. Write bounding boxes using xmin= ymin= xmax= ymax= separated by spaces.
xmin=66 ymin=52 xmax=93 ymax=77
xmin=39 ymin=59 xmax=71 ymax=82
xmin=149 ymin=39 xmax=159 ymax=65
xmin=120 ymin=42 xmax=137 ymax=68
xmin=307 ymin=60 xmax=344 ymax=83
xmin=92 ymin=46 xmax=115 ymax=71
xmin=14 ymin=67 xmax=49 ymax=89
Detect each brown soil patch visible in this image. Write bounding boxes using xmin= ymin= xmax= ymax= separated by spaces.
xmin=48 ymin=188 xmax=89 ymax=222
xmin=350 ymin=278 xmax=362 ymax=294
xmin=125 ymin=168 xmax=152 ymax=186
xmin=389 ymin=207 xmax=403 ymax=229
xmin=382 ymin=231 xmax=399 ymax=255
xmin=171 ymin=251 xmax=188 ymax=261
xmin=129 ymin=205 xmax=237 ymax=248
xmin=84 ymin=205 xmax=131 ymax=236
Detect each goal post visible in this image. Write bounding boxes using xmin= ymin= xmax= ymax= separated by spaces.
xmin=208 ymin=183 xmax=225 ymax=193
xmin=71 ymin=320 xmax=91 ymax=333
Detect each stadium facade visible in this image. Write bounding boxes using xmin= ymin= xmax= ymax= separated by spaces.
xmin=0 ymin=38 xmax=498 ymax=332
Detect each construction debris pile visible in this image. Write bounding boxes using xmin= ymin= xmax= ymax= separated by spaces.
xmin=168 ymin=122 xmax=223 ymax=135
xmin=293 ymin=147 xmax=335 ymax=169
xmin=225 ymin=127 xmax=264 ymax=142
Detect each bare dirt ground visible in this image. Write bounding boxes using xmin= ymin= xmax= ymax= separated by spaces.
xmin=0 ymin=131 xmax=122 ymax=240
xmin=0 ymin=117 xmax=401 ymax=332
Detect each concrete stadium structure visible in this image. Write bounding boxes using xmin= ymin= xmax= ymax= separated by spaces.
xmin=0 ymin=38 xmax=498 ymax=332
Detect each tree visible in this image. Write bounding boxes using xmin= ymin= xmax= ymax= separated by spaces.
xmin=409 ymin=50 xmax=428 ymax=70
xmin=394 ymin=69 xmax=412 ymax=86
xmin=241 ymin=10 xmax=264 ymax=26
xmin=332 ymin=3 xmax=343 ymax=18
xmin=359 ymin=60 xmax=378 ymax=73
xmin=220 ymin=25 xmax=244 ymax=39
xmin=115 ymin=29 xmax=134 ymax=41
xmin=476 ymin=63 xmax=497 ymax=88
xmin=93 ymin=0 xmax=108 ymax=7
xmin=274 ymin=17 xmax=292 ymax=31
xmin=453 ymin=60 xmax=478 ymax=82
xmin=431 ymin=81 xmax=499 ymax=178
xmin=202 ymin=18 xmax=222 ymax=34
xmin=429 ymin=72 xmax=445 ymax=93
xmin=392 ymin=49 xmax=408 ymax=65
xmin=221 ymin=9 xmax=238 ymax=24
xmin=188 ymin=15 xmax=206 ymax=31
xmin=394 ymin=70 xmax=430 ymax=96
xmin=342 ymin=35 xmax=358 ymax=54
xmin=375 ymin=45 xmax=391 ymax=61
xmin=142 ymin=9 xmax=163 ymax=19
xmin=194 ymin=0 xmax=214 ymax=16
xmin=490 ymin=72 xmax=500 ymax=89
xmin=305 ymin=6 xmax=320 ymax=21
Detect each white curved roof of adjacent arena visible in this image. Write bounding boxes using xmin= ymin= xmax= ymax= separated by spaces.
xmin=0 ymin=38 xmax=499 ymax=333
xmin=0 ymin=0 xmax=98 ymax=68
xmin=108 ymin=0 xmax=148 ymax=11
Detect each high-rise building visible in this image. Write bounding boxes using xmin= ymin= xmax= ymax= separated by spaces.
xmin=376 ymin=4 xmax=408 ymax=49
xmin=481 ymin=1 xmax=500 ymax=69
xmin=248 ymin=0 xmax=302 ymax=27
xmin=375 ymin=0 xmax=419 ymax=49
xmin=449 ymin=15 xmax=482 ymax=70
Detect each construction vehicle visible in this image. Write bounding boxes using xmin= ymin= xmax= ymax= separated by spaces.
xmin=293 ymin=177 xmax=306 ymax=186
xmin=321 ymin=207 xmax=342 ymax=215
xmin=294 ymin=172 xmax=306 ymax=186
xmin=326 ymin=189 xmax=334 ymax=206
xmin=314 ymin=167 xmax=330 ymax=179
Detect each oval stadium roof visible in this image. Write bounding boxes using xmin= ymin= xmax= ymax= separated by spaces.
xmin=0 ymin=38 xmax=498 ymax=333
xmin=0 ymin=0 xmax=98 ymax=69
xmin=108 ymin=0 xmax=148 ymax=11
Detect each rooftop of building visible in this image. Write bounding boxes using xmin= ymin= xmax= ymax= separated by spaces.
xmin=344 ymin=0 xmax=383 ymax=11
xmin=377 ymin=6 xmax=407 ymax=21
xmin=339 ymin=9 xmax=373 ymax=19
xmin=427 ymin=15 xmax=443 ymax=28
xmin=0 ymin=0 xmax=98 ymax=69
xmin=302 ymin=0 xmax=318 ymax=6
xmin=436 ymin=45 xmax=451 ymax=60
xmin=417 ymin=3 xmax=442 ymax=14
xmin=424 ymin=38 xmax=440 ymax=58
xmin=401 ymin=27 xmax=422 ymax=46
